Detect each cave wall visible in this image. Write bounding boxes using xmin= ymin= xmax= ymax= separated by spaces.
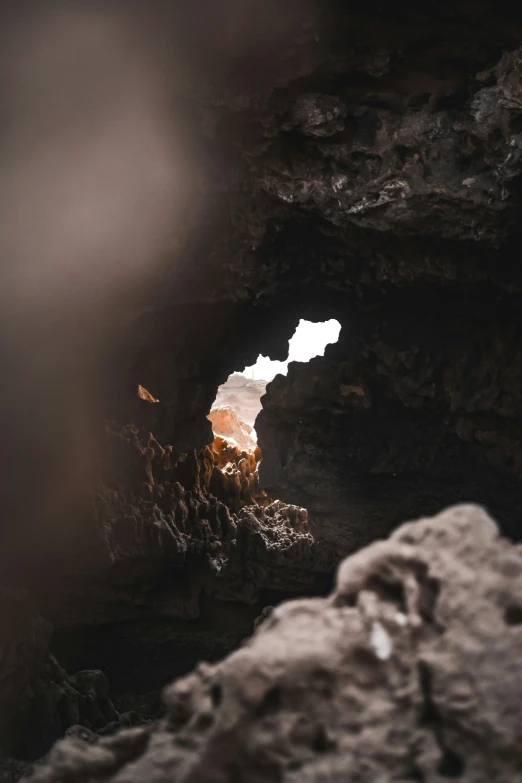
xmin=107 ymin=4 xmax=522 ymax=554
xmin=4 ymin=0 xmax=522 ymax=769
xmin=258 ymin=295 xmax=522 ymax=553
xmin=6 ymin=1 xmax=522 ymax=582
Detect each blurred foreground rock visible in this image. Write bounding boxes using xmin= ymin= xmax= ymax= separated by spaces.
xmin=27 ymin=504 xmax=522 ymax=783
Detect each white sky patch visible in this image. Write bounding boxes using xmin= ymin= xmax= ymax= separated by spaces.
xmin=243 ymin=319 xmax=341 ymax=381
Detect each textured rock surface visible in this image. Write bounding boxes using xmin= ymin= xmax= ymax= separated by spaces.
xmin=247 ymin=29 xmax=522 ymax=549
xmin=27 ymin=504 xmax=522 ymax=782
xmin=208 ymin=406 xmax=257 ymax=454
xmin=4 ymin=2 xmax=522 ymax=771
xmin=0 ymin=418 xmax=331 ymax=769
xmin=208 ymin=434 xmax=264 ymax=512
xmin=113 ymin=6 xmax=522 ymax=553
xmin=0 ymin=590 xmax=52 ymax=758
xmin=0 ymin=589 xmax=123 ymax=764
xmin=28 ymin=423 xmax=334 ymax=719
xmin=257 ymin=303 xmax=522 ymax=553
xmin=5 ymin=1 xmax=522 ymax=607
xmin=34 ymin=423 xmax=332 ymax=630
xmin=212 ymin=375 xmax=267 ymax=428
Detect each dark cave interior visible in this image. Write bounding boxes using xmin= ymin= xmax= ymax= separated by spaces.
xmin=3 ymin=2 xmax=522 ymax=780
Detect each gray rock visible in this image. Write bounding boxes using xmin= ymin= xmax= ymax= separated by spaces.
xmin=26 ymin=504 xmax=522 ymax=782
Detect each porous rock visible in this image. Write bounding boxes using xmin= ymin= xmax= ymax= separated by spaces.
xmin=208 ymin=406 xmax=257 ymax=453
xmin=27 ymin=504 xmax=522 ymax=782
xmin=38 ymin=423 xmax=331 ymax=630
xmin=6 ymin=2 xmax=522 ymax=652
xmin=0 ymin=589 xmax=120 ymax=765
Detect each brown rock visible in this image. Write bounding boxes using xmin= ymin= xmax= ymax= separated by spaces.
xmin=208 ymin=406 xmax=257 ymax=454
xmin=0 ymin=590 xmax=52 ymax=758
xmin=26 ymin=504 xmax=522 ymax=782
xmin=0 ymin=590 xmax=120 ymax=763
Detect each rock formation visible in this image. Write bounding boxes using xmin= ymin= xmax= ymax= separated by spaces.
xmin=208 ymin=406 xmax=258 ymax=454
xmin=0 ymin=423 xmax=334 ymax=766
xmin=34 ymin=423 xmax=329 ymax=629
xmin=3 ymin=1 xmax=522 ymax=776
xmin=26 ymin=505 xmax=522 ymax=782
xmin=105 ymin=3 xmax=522 ymax=555
xmin=0 ymin=589 xmax=125 ymax=769
xmin=212 ymin=375 xmax=267 ymax=428
xmin=5 ymin=2 xmax=522 ymax=593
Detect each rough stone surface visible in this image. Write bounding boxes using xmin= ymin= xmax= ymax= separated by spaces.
xmin=4 ymin=2 xmax=522 ymax=771
xmin=257 ymin=304 xmax=522 ymax=553
xmin=29 ymin=423 xmax=333 ymax=714
xmin=208 ymin=406 xmax=257 ymax=454
xmin=112 ymin=8 xmax=522 ymax=554
xmin=34 ymin=423 xmax=332 ymax=631
xmin=0 ymin=590 xmax=123 ymax=765
xmin=5 ymin=1 xmax=522 ymax=611
xmin=212 ymin=375 xmax=267 ymax=428
xmin=0 ymin=590 xmax=52 ymax=758
xmin=0 ymin=757 xmax=33 ymax=783
xmin=26 ymin=504 xmax=522 ymax=782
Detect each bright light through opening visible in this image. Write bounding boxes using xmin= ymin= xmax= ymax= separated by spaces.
xmin=210 ymin=319 xmax=342 ymax=441
xmin=243 ymin=319 xmax=341 ymax=381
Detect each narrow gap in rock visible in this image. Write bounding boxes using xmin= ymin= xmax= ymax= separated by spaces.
xmin=437 ymin=749 xmax=466 ymax=779
xmin=44 ymin=321 xmax=342 ymax=758
xmin=504 ymin=604 xmax=522 ymax=625
xmin=418 ymin=661 xmax=466 ymax=779
xmin=210 ymin=319 xmax=341 ymax=448
xmin=6 ymin=5 xmax=522 ymax=778
xmin=255 ymin=686 xmax=283 ymax=718
xmin=206 ymin=318 xmax=341 ymax=535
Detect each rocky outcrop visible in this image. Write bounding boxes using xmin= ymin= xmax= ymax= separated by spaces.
xmin=5 ymin=2 xmax=522 ymax=770
xmin=22 ymin=422 xmax=334 ymax=719
xmin=0 ymin=590 xmax=53 ymax=759
xmin=208 ymin=434 xmax=266 ymax=512
xmin=33 ymin=423 xmax=330 ymax=629
xmin=257 ymin=300 xmax=522 ymax=553
xmin=5 ymin=2 xmax=522 ymax=607
xmin=0 ymin=589 xmax=123 ymax=765
xmin=113 ymin=10 xmax=522 ymax=555
xmin=212 ymin=375 xmax=267 ymax=428
xmin=246 ymin=33 xmax=522 ymax=551
xmin=208 ymin=406 xmax=257 ymax=453
xmin=26 ymin=504 xmax=522 ymax=782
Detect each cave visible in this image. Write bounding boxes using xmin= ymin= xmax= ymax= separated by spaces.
xmin=210 ymin=317 xmax=341 ymax=437
xmin=3 ymin=2 xmax=522 ymax=781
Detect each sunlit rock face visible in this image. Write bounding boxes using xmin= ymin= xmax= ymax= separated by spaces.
xmin=26 ymin=505 xmax=522 ymax=783
xmin=212 ymin=375 xmax=267 ymax=428
xmin=208 ymin=406 xmax=258 ymax=455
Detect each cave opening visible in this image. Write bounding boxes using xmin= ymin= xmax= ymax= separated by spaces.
xmin=48 ymin=320 xmax=344 ymax=730
xmin=209 ymin=318 xmax=341 ymax=448
xmin=6 ymin=1 xmax=522 ymax=777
